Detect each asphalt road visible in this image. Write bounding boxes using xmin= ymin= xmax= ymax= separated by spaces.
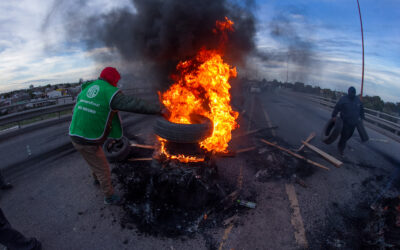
xmin=256 ymin=88 xmax=400 ymax=248
xmin=0 ymin=121 xmax=71 ymax=172
xmin=0 ymin=88 xmax=399 ymax=249
xmin=0 ymin=94 xmax=157 ymax=173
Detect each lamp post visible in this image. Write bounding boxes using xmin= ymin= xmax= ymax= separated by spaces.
xmin=356 ymin=0 xmax=365 ymax=99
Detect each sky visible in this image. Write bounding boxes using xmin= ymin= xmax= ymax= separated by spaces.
xmin=0 ymin=0 xmax=399 ymax=102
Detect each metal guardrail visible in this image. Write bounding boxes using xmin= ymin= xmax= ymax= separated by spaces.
xmin=0 ymin=103 xmax=75 ymax=128
xmin=1 ymin=96 xmax=74 ymax=111
xmin=305 ymin=94 xmax=400 ymax=140
xmin=0 ymin=87 xmax=157 ymax=132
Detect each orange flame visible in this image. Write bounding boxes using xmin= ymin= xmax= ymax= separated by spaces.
xmin=159 ymin=17 xmax=238 ymax=161
xmin=159 ymin=138 xmax=205 ymax=163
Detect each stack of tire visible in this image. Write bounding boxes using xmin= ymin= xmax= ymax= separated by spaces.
xmin=103 ymin=115 xmax=214 ymax=163
xmin=103 ymin=137 xmax=131 ymax=162
xmin=153 ymin=115 xmax=213 ymax=143
xmin=321 ymin=117 xmax=343 ymax=144
xmin=322 ymin=117 xmax=369 ymax=144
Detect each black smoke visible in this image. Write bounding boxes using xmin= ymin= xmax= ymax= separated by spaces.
xmin=267 ymin=9 xmax=317 ymax=83
xmin=45 ymin=0 xmax=256 ymax=87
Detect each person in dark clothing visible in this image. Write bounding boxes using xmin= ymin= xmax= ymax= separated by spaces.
xmin=0 ymin=208 xmax=42 ymax=249
xmin=0 ymin=171 xmax=12 ymax=190
xmin=331 ymin=86 xmax=365 ymax=155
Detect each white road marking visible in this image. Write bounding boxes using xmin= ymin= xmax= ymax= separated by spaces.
xmin=285 ymin=183 xmax=309 ymax=249
xmin=263 ymin=109 xmax=276 ymax=137
xmin=218 ymin=223 xmax=234 ymax=250
xmin=263 ymin=105 xmax=308 ymax=248
xmin=26 ymin=144 xmax=31 ymax=156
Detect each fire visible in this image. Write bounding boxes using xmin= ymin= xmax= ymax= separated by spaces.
xmin=159 ymin=17 xmax=238 ymax=161
xmin=159 ymin=138 xmax=205 ymax=163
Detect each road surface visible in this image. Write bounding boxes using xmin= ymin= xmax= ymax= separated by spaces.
xmin=0 ymin=87 xmax=399 ymax=249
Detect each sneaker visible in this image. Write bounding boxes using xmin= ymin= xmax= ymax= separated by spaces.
xmin=104 ymin=194 xmax=122 ymax=205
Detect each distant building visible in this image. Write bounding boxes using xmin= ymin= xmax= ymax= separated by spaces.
xmin=11 ymin=93 xmax=30 ymax=104
xmin=47 ymin=90 xmax=62 ymax=98
xmin=56 ymin=88 xmax=68 ymax=96
xmin=25 ymin=99 xmax=56 ymax=109
xmin=0 ymin=99 xmax=11 ymax=107
xmin=67 ymin=86 xmax=81 ymax=98
xmin=32 ymin=91 xmax=44 ymax=98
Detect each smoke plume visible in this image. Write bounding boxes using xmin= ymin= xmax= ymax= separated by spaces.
xmin=268 ymin=10 xmax=317 ymax=83
xmin=44 ymin=0 xmax=256 ymax=88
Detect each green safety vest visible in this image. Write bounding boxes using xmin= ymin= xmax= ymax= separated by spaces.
xmin=69 ymin=79 xmax=123 ymax=142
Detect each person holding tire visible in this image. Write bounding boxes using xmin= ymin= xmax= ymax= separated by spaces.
xmin=331 ymin=86 xmax=365 ymax=156
xmin=69 ymin=67 xmax=163 ymax=205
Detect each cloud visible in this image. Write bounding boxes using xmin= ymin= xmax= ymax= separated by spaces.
xmin=0 ymin=0 xmax=134 ymax=93
xmin=251 ymin=2 xmax=400 ymax=103
xmin=0 ymin=0 xmax=399 ymax=104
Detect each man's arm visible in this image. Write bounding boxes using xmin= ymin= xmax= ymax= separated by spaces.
xmin=110 ymin=92 xmax=161 ymax=114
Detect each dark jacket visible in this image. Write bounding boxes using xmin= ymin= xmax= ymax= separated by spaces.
xmin=332 ymin=95 xmax=365 ymax=126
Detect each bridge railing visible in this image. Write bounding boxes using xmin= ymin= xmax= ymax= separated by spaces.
xmin=0 ymin=103 xmax=75 ymax=131
xmin=0 ymin=87 xmax=157 ymax=133
xmin=304 ymin=94 xmax=400 ymax=141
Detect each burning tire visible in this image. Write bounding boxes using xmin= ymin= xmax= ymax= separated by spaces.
xmin=154 ymin=115 xmax=213 ymax=143
xmin=321 ymin=117 xmax=343 ymax=144
xmin=103 ymin=136 xmax=131 ymax=162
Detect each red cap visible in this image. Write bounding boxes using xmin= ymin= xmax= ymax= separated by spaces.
xmin=100 ymin=67 xmax=121 ymax=87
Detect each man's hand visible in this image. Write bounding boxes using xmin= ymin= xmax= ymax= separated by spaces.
xmin=161 ymin=108 xmax=171 ymax=119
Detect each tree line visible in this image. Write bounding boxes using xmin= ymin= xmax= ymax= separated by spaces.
xmin=261 ymin=79 xmax=400 ymax=117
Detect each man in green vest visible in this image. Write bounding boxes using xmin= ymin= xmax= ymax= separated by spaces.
xmin=69 ymin=67 xmax=162 ymax=205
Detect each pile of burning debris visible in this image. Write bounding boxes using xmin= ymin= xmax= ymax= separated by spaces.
xmin=362 ymin=196 xmax=400 ymax=248
xmin=112 ymin=144 xmax=253 ymax=236
xmin=107 ymin=15 xmax=341 ymax=237
xmin=110 ymin=128 xmax=329 ymax=236
xmin=110 ymin=18 xmax=257 ymax=236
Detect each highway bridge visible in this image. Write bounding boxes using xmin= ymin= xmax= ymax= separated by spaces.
xmin=0 ymin=87 xmax=399 ymax=249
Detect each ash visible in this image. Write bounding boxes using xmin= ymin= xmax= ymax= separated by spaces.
xmin=362 ymin=196 xmax=400 ymax=248
xmin=113 ymin=158 xmax=234 ymax=237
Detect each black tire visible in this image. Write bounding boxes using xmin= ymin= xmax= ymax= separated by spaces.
xmin=154 ymin=115 xmax=213 ymax=143
xmin=321 ymin=117 xmax=343 ymax=144
xmin=356 ymin=120 xmax=369 ymax=142
xmin=103 ymin=136 xmax=131 ymax=162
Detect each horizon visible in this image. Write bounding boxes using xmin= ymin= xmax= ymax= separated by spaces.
xmin=0 ymin=0 xmax=399 ymax=102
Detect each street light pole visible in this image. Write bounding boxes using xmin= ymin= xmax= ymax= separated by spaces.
xmin=356 ymin=0 xmax=365 ymax=99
